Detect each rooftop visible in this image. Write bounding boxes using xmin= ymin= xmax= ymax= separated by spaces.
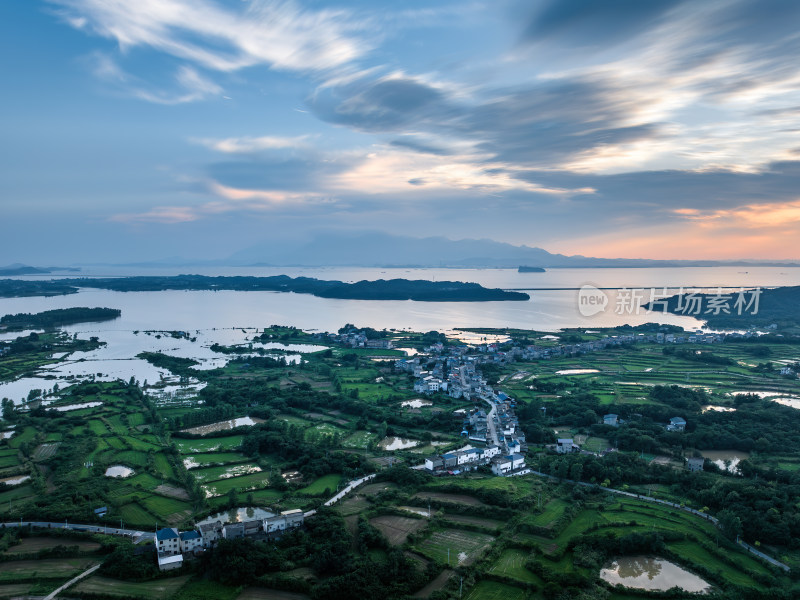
xmin=155 ymin=528 xmax=179 ymax=541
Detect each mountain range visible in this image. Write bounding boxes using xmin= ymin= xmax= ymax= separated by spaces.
xmin=224 ymin=231 xmax=798 ymax=269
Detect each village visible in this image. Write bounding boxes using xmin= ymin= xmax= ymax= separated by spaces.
xmin=154 ymin=509 xmax=304 ymax=571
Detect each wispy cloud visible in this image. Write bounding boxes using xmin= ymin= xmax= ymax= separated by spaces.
xmin=90 ymin=54 xmax=221 ymax=103
xmin=109 ymin=205 xmax=199 ymax=223
xmin=51 ymin=0 xmax=370 ymax=73
xmin=194 ymin=135 xmax=311 ymax=154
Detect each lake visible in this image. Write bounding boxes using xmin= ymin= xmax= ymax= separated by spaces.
xmin=2 ymin=266 xmax=797 ymax=405
xmin=600 ymin=555 xmax=710 ymax=592
xmin=197 ymin=507 xmax=275 ymax=526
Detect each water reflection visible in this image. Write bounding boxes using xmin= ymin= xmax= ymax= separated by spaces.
xmin=180 ymin=416 xmax=264 ymax=435
xmin=196 ymin=507 xmax=275 ymax=526
xmin=104 ymin=465 xmax=134 ymax=478
xmin=600 ymin=556 xmax=710 ymax=592
xmin=378 ymin=436 xmax=420 ymax=450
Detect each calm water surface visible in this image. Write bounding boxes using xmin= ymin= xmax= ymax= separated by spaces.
xmin=2 ymin=266 xmax=796 ymax=406
xmin=600 ymin=556 xmax=710 ymax=592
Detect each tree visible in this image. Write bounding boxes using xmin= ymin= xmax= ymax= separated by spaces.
xmin=718 ymin=509 xmax=743 ymax=540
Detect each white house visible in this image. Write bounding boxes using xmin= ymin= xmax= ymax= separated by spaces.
xmin=198 ymin=521 xmax=222 ymax=547
xmin=667 ymin=417 xmax=686 ymax=432
xmin=157 ymin=553 xmax=183 ymax=571
xmin=507 ymin=453 xmax=526 ymax=470
xmin=264 ymin=509 xmax=304 ymax=534
xmin=557 ymin=438 xmax=578 ymax=454
xmin=464 ymin=448 xmax=484 ymax=462
xmin=456 ymin=450 xmax=471 ymax=466
xmin=491 ymin=456 xmax=513 ymax=476
xmin=155 ymin=528 xmax=180 ymax=556
xmin=179 ymin=530 xmax=203 ymax=553
xmin=484 ymin=445 xmax=501 ymax=459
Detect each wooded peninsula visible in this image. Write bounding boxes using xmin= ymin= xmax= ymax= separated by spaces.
xmin=0 ymin=275 xmax=530 ymax=302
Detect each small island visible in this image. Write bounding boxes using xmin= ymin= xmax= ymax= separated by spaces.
xmin=0 ymin=307 xmax=122 ymax=330
xmin=1 ymin=275 xmax=530 ymax=302
xmin=518 ymin=265 xmax=546 ymax=273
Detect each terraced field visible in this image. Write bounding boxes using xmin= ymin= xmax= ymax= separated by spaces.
xmin=370 ymin=515 xmax=427 ymax=545
xmin=415 ymin=528 xmax=495 ymax=566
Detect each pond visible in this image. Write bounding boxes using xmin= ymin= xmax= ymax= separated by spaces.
xmin=701 ymin=405 xmax=736 ymax=413
xmin=401 ymin=399 xmax=432 ymax=408
xmin=180 ymin=416 xmax=265 ymax=435
xmin=771 ymin=396 xmax=800 ymax=410
xmin=48 ymin=401 xmax=103 ymax=412
xmin=196 ymin=507 xmax=276 ymax=526
xmin=104 ymin=465 xmax=135 ymax=478
xmin=378 ymin=436 xmax=420 ymax=451
xmin=600 ymin=556 xmax=710 ymax=592
xmin=0 ymin=475 xmax=30 ymax=486
xmin=700 ymin=449 xmax=750 ymax=473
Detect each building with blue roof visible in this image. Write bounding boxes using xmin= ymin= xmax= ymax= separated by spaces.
xmin=155 ymin=528 xmax=180 ymax=555
xmin=179 ymin=529 xmax=203 ymax=553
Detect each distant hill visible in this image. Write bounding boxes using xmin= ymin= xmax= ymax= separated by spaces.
xmin=0 ymin=264 xmax=80 ymax=276
xmin=225 ymin=231 xmax=800 ymax=269
xmin=644 ymin=285 xmax=800 ymax=329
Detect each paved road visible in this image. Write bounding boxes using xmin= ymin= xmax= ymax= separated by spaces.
xmin=481 ymin=394 xmax=501 ymax=447
xmin=304 ymin=473 xmax=377 ymax=518
xmin=0 ymin=521 xmax=151 ymax=540
xmin=738 ymin=539 xmax=791 ymax=572
xmin=43 ymin=563 xmax=100 ymax=600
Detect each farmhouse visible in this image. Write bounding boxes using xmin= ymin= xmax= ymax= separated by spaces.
xmin=603 ymin=414 xmax=618 ymax=426
xmin=491 ymin=453 xmax=527 ymax=476
xmin=199 ymin=521 xmax=222 ymax=547
xmin=264 ymin=509 xmax=305 ymax=534
xmin=179 ymin=530 xmax=202 ymax=553
xmin=157 ymin=553 xmax=183 ymax=572
xmin=222 ymin=522 xmax=245 ymax=540
xmin=556 ymin=438 xmax=579 ymax=454
xmin=667 ymin=417 xmax=687 ymax=432
xmin=687 ymin=457 xmax=705 ymax=472
xmin=155 ymin=528 xmax=181 ymax=556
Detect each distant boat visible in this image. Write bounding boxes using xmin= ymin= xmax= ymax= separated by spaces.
xmin=518 ymin=266 xmax=546 ymax=273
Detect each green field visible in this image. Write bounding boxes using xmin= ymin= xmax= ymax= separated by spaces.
xmin=0 ymin=558 xmax=98 ymax=581
xmin=174 ymin=436 xmax=245 ymax=453
xmin=298 ymin=473 xmax=342 ymax=496
xmin=342 ymin=430 xmax=377 ymax=448
xmin=415 ymin=528 xmax=495 ymax=566
xmin=464 ymin=580 xmax=527 ymax=600
xmin=488 ymin=548 xmax=541 ymax=583
xmin=119 ymin=502 xmax=157 ymax=526
xmin=190 ymin=463 xmax=263 ymax=483
xmin=525 ymin=498 xmax=569 ymax=528
xmin=184 ymin=452 xmax=250 ymax=468
xmin=74 ymin=574 xmax=192 ymax=598
xmin=203 ymin=471 xmax=271 ymax=496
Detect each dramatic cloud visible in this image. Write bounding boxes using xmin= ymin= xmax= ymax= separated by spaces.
xmin=5 ymin=0 xmax=800 ymax=262
xmin=522 ymin=0 xmax=687 ymax=48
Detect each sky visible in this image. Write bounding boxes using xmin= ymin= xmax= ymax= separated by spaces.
xmin=2 ymin=0 xmax=800 ymax=263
